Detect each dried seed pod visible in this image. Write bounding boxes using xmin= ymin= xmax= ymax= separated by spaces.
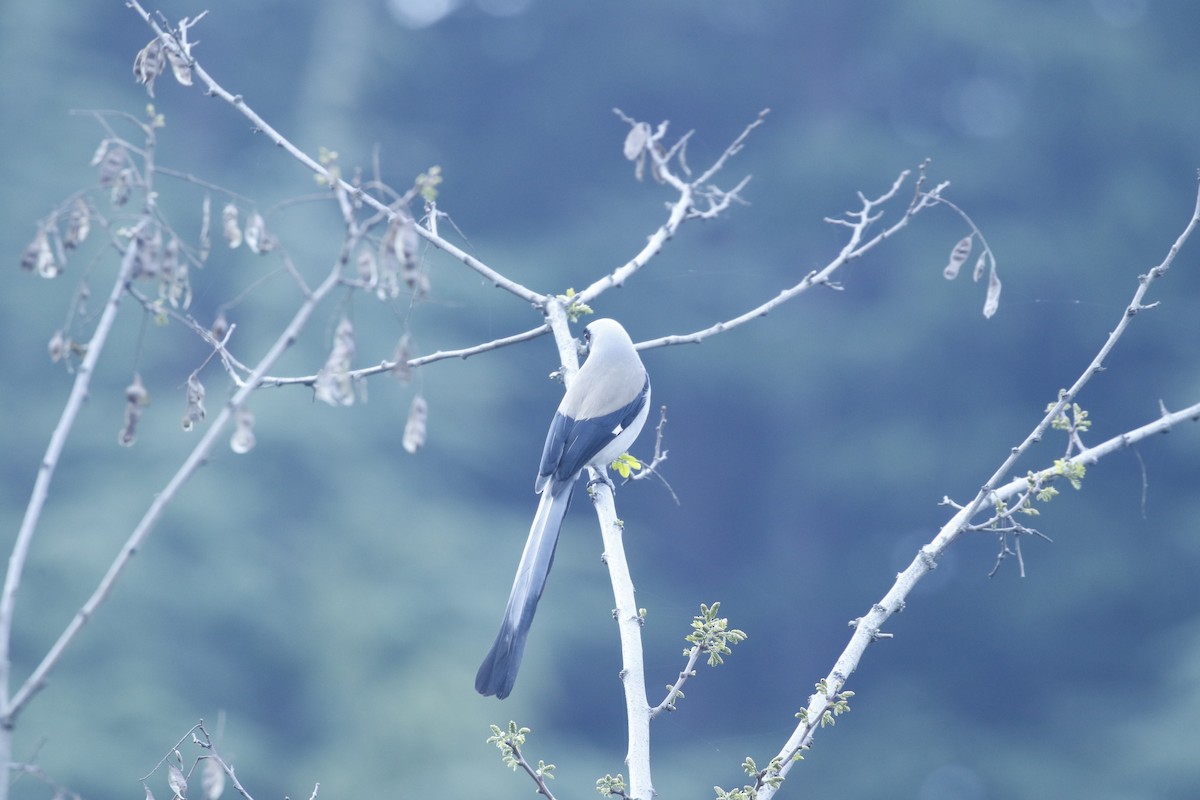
xmin=110 ymin=168 xmax=133 ymax=206
xmin=133 ymin=39 xmax=166 ymax=97
xmin=314 ymin=316 xmax=356 ymax=407
xmin=200 ymin=756 xmax=224 ymax=800
xmin=47 ymin=329 xmax=66 ymax=362
xmin=23 ymin=231 xmax=59 ymax=278
xmin=181 ymin=372 xmax=206 ymax=431
xmin=244 ymin=211 xmax=269 ymax=254
xmin=402 ymin=394 xmax=428 ymax=454
xmin=198 ymin=194 xmax=212 ymax=262
xmin=210 ymin=310 xmax=229 ymax=342
xmin=64 ymin=197 xmax=90 ymax=250
xmin=943 ymin=235 xmax=973 ymax=280
xmin=20 ymin=231 xmax=47 ymax=273
xmin=90 ymin=139 xmax=111 ymax=167
xmin=167 ymin=763 xmax=187 ymax=800
xmin=376 ymin=225 xmax=401 ymax=301
xmin=972 ymin=251 xmax=987 ymax=283
xmin=392 ymin=333 xmax=412 ymax=384
xmin=161 ymin=236 xmax=191 ymax=309
xmin=395 ymin=217 xmax=428 ymax=298
xmin=624 ymin=121 xmax=651 ymax=161
xmin=230 ymin=407 xmax=256 ymax=454
xmin=119 ymin=373 xmax=150 ymax=447
xmin=97 ymin=143 xmax=127 ymax=186
xmin=983 ymin=263 xmax=1002 ymax=319
xmin=134 ymin=226 xmax=162 ymax=280
xmin=165 ymin=43 xmax=192 ymax=87
xmin=356 ymin=246 xmax=377 ymax=287
xmin=222 ymin=202 xmax=241 ymax=249
xmin=395 ymin=216 xmax=420 ymax=272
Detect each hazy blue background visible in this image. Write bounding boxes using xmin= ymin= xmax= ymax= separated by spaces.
xmin=2 ymin=1 xmax=1199 ymax=799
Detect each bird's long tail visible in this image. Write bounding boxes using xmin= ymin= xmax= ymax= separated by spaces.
xmin=475 ymin=482 xmax=574 ymax=698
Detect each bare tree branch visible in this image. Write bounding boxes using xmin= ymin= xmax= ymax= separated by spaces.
xmin=253 ymin=324 xmax=553 ymax=388
xmin=636 ymin=164 xmax=946 ymax=350
xmin=755 ymin=174 xmax=1200 ymax=799
xmin=3 ymin=198 xmax=351 ymax=723
xmin=125 ymin=0 xmax=547 ymax=307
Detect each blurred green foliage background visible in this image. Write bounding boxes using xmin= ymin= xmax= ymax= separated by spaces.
xmin=2 ymin=1 xmax=1199 ymax=798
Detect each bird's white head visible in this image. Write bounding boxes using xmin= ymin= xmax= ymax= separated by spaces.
xmin=582 ymin=318 xmax=635 ymax=358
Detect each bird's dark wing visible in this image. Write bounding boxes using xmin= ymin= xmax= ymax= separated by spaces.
xmin=536 ymin=376 xmax=649 ymax=494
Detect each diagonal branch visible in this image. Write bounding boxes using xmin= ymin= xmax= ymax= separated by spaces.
xmin=2 ymin=218 xmax=349 ymax=726
xmin=125 ymin=0 xmax=546 ymax=307
xmin=0 ymin=220 xmax=147 ymax=714
xmin=754 ymin=174 xmax=1200 ymax=799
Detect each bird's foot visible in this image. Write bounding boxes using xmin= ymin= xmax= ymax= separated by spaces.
xmin=587 ymin=471 xmax=615 ymax=493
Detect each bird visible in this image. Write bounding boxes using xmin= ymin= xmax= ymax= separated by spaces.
xmin=476 ymin=318 xmax=651 ymax=699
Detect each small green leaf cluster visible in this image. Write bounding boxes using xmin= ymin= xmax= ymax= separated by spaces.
xmin=1052 ymin=458 xmax=1086 ymax=490
xmin=684 ymin=603 xmax=748 ymax=666
xmin=1047 ymin=400 xmax=1091 ymax=433
xmin=486 ymin=721 xmax=531 ymax=771
xmin=611 ymin=452 xmax=642 ymax=479
xmin=797 ymin=680 xmax=855 ymax=728
xmin=416 ymin=165 xmax=442 ymax=202
xmin=1034 ymin=481 xmax=1060 ymax=504
xmin=315 ymin=146 xmax=340 ymax=185
xmin=560 ymin=288 xmax=594 ymax=322
xmin=712 ymin=755 xmax=785 ymax=800
xmin=145 ymin=103 xmax=166 ymax=129
xmin=596 ymin=774 xmax=626 ymax=798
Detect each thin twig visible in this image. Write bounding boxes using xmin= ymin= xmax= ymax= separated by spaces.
xmin=650 ymin=644 xmax=703 ymax=719
xmin=630 ymin=405 xmax=678 ymax=504
xmin=637 ymin=166 xmax=938 ymax=350
xmin=254 ymin=324 xmax=552 ymax=387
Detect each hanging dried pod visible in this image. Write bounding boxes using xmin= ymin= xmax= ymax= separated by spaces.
xmin=165 ymin=42 xmax=192 ymax=87
xmin=983 ymin=263 xmax=1002 ymax=319
xmin=402 ymin=394 xmax=428 ymax=454
xmin=21 ymin=230 xmax=58 ymax=278
xmin=64 ymin=197 xmax=90 ymax=250
xmin=181 ymin=372 xmax=206 ymax=431
xmin=119 ymin=373 xmax=150 ymax=447
xmin=133 ymin=39 xmax=166 ymax=97
xmin=222 ymin=202 xmax=242 ymax=249
xmin=244 ymin=211 xmax=271 ymax=254
xmin=198 ymin=194 xmax=212 ymax=262
xmin=200 ymin=755 xmax=224 ymax=800
xmin=96 ymin=142 xmax=127 ymax=187
xmin=356 ymin=246 xmax=377 ymax=287
xmin=167 ymin=763 xmax=187 ymax=800
xmin=943 ymin=235 xmax=973 ymax=280
xmin=391 ymin=333 xmax=412 ymax=384
xmin=210 ymin=309 xmax=229 ymax=342
xmin=624 ymin=121 xmax=651 ymax=161
xmin=376 ymin=223 xmax=402 ymax=301
xmin=230 ymin=407 xmax=256 ymax=454
xmin=313 ymin=316 xmax=356 ymax=407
